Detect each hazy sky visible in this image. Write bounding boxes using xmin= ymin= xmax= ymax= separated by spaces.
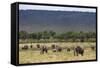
xmin=19 ymin=4 xmax=96 ymax=12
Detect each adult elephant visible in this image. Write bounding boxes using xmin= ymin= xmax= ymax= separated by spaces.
xmin=91 ymin=45 xmax=96 ymax=51
xmin=22 ymin=45 xmax=28 ymax=50
xmin=51 ymin=44 xmax=62 ymax=52
xmin=65 ymin=47 xmax=71 ymax=52
xmin=57 ymin=46 xmax=62 ymax=52
xmin=36 ymin=44 xmax=40 ymax=48
xmin=40 ymin=45 xmax=48 ymax=54
xmin=74 ymin=46 xmax=84 ymax=56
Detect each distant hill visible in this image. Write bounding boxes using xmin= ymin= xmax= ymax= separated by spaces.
xmin=19 ymin=10 xmax=96 ymax=33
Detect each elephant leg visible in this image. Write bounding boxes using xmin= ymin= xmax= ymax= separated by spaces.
xmin=45 ymin=50 xmax=47 ymax=53
xmin=76 ymin=53 xmax=78 ymax=56
xmin=81 ymin=52 xmax=84 ymax=56
xmin=74 ymin=51 xmax=76 ymax=56
xmin=40 ymin=50 xmax=44 ymax=54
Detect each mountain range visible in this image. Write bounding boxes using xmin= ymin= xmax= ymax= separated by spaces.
xmin=19 ymin=10 xmax=96 ymax=33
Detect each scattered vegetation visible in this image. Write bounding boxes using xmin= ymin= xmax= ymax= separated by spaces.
xmin=19 ymin=31 xmax=96 ymax=43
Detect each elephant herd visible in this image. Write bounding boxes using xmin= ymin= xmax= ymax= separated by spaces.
xmin=21 ymin=44 xmax=96 ymax=56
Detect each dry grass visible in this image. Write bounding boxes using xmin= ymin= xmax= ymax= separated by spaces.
xmin=19 ymin=42 xmax=96 ymax=64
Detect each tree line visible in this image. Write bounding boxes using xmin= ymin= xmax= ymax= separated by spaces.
xmin=19 ymin=30 xmax=96 ymax=42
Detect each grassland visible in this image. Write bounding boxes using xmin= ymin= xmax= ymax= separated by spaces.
xmin=19 ymin=42 xmax=96 ymax=64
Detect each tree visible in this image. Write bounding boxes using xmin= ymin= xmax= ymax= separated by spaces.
xmin=19 ymin=31 xmax=28 ymax=39
xmin=42 ymin=31 xmax=50 ymax=39
xmin=37 ymin=32 xmax=42 ymax=40
xmin=78 ymin=31 xmax=85 ymax=42
xmin=49 ymin=30 xmax=56 ymax=37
